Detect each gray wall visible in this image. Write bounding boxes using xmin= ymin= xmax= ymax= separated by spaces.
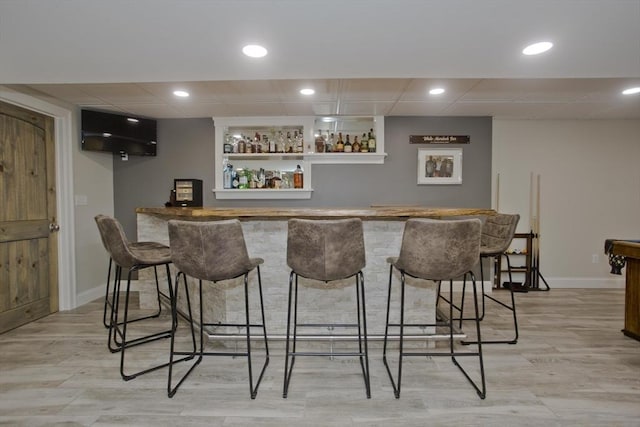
xmin=114 ymin=116 xmax=492 ymax=238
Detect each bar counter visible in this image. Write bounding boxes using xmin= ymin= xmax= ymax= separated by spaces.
xmin=136 ymin=206 xmax=495 ymax=338
xmin=137 ymin=206 xmax=495 ymax=220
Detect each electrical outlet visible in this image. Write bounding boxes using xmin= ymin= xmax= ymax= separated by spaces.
xmin=592 ymin=254 xmax=599 ymax=264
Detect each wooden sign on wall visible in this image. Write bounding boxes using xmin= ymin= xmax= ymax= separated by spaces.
xmin=409 ymin=135 xmax=470 ymax=144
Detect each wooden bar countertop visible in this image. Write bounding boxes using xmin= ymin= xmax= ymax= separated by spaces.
xmin=137 ymin=206 xmax=495 ymax=221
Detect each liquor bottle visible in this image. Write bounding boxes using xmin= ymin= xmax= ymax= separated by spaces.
xmin=352 ymin=135 xmax=361 ymax=153
xmin=327 ymin=133 xmax=335 ymax=152
xmin=223 ymin=135 xmax=233 ymax=153
xmin=223 ymin=164 xmax=232 ymax=189
xmin=295 ymin=130 xmax=304 ymax=153
xmin=238 ymin=168 xmax=248 ymax=189
xmin=368 ymin=128 xmax=376 ymax=153
xmin=277 ymin=131 xmax=285 ymax=153
xmin=269 ymin=134 xmax=276 ymax=153
xmin=360 ymin=132 xmax=369 ymax=152
xmin=315 ymin=130 xmax=325 ymax=153
xmin=286 ymin=131 xmax=293 ymax=153
xmin=344 ymin=134 xmax=352 ymax=152
xmin=253 ymin=132 xmax=262 ymax=153
xmin=293 ymin=164 xmax=304 ymax=189
xmin=238 ymin=136 xmax=246 ymax=154
xmin=336 ymin=132 xmax=344 ymax=152
xmin=231 ymin=167 xmax=239 ymax=188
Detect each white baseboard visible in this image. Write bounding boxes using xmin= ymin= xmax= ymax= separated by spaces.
xmin=76 ymin=284 xmax=106 ymax=307
xmin=545 ymin=277 xmax=625 ymax=289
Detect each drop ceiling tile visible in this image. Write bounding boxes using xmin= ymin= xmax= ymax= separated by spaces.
xmin=27 ymin=84 xmax=107 ymax=104
xmin=388 ymin=101 xmax=453 ymax=116
xmin=340 ymin=101 xmax=395 ymax=116
xmin=339 ymin=79 xmax=411 ymax=101
xmin=398 ymin=79 xmax=481 ymax=102
xmin=444 ymin=101 xmax=568 ymax=119
xmin=275 ymin=79 xmax=339 ymax=102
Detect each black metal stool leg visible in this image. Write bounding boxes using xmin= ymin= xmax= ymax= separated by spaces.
xmin=383 ymin=267 xmax=405 ymax=399
xmin=356 ymin=271 xmax=371 ymax=398
xmin=451 ymin=273 xmax=486 ymax=399
xmin=167 ymin=272 xmax=199 ymax=398
xmin=283 ymin=271 xmax=297 ymax=398
xmin=464 ymin=254 xmax=519 ymax=345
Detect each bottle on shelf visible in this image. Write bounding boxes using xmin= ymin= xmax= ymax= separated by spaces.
xmin=344 ymin=134 xmax=352 ymax=152
xmin=254 ymin=132 xmax=262 ymax=153
xmin=360 ymin=132 xmax=369 ymax=152
xmin=295 ymin=130 xmax=304 ymax=153
xmin=238 ymin=136 xmax=246 ymax=154
xmin=231 ymin=167 xmax=239 ymax=188
xmin=327 ymin=133 xmax=335 ymax=152
xmin=223 ymin=135 xmax=233 ymax=153
xmin=352 ymin=135 xmax=361 ymax=153
xmin=368 ymin=128 xmax=376 ymax=153
xmin=336 ymin=132 xmax=344 ymax=152
xmin=277 ymin=131 xmax=285 ymax=153
xmin=293 ymin=164 xmax=304 ymax=189
xmin=286 ymin=131 xmax=293 ymax=153
xmin=269 ymin=134 xmax=276 ymax=153
xmin=315 ymin=130 xmax=325 ymax=153
xmin=223 ymin=164 xmax=233 ymax=189
xmin=238 ymin=168 xmax=248 ymax=189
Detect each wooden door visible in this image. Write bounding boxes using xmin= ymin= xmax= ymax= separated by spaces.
xmin=0 ymin=101 xmax=58 ymax=334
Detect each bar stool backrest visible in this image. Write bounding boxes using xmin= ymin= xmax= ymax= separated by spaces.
xmin=168 ymin=219 xmax=254 ymax=282
xmin=395 ymin=218 xmax=481 ymax=281
xmin=287 ymin=218 xmax=365 ymax=281
xmin=95 ymin=214 xmax=141 ymax=269
xmin=480 ymin=213 xmax=520 ymax=256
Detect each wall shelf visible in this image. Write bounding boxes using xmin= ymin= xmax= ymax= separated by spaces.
xmin=212 ymin=188 xmax=313 ymax=200
xmin=212 ymin=115 xmax=386 ymax=199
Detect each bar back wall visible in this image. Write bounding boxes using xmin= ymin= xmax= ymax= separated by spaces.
xmin=114 ymin=116 xmax=493 ymax=239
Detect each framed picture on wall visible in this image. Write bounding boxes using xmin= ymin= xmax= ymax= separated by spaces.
xmin=417 ymin=148 xmax=462 ymax=185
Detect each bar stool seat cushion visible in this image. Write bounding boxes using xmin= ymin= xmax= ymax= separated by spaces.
xmin=480 ymin=214 xmax=520 ymax=256
xmin=392 ymin=219 xmax=480 ymax=281
xmin=169 ymin=219 xmax=263 ymax=282
xmin=287 ymin=218 xmax=365 ymax=282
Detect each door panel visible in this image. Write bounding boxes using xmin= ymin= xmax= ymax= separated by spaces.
xmin=0 ymin=101 xmax=58 ymax=333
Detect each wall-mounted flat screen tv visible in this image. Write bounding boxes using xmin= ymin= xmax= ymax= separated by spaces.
xmin=81 ymin=109 xmax=157 ymax=156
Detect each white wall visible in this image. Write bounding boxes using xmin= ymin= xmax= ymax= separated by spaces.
xmin=73 ymin=148 xmax=115 ymax=304
xmin=493 ymin=119 xmax=640 ymax=288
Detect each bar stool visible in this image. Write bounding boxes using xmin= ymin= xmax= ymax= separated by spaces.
xmin=94 ymin=215 xmax=177 ymax=380
xmin=166 ymin=219 xmax=269 ymax=399
xmin=383 ymin=218 xmax=485 ymax=399
xmin=459 ymin=213 xmax=520 ymax=345
xmin=283 ymin=218 xmax=370 ymax=398
xmin=96 ymin=215 xmax=169 ymax=331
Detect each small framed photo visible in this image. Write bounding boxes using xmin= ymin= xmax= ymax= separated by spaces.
xmin=417 ymin=148 xmax=462 ymax=185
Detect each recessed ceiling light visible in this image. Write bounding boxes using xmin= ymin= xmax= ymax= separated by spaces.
xmin=242 ymin=44 xmax=268 ymax=58
xmin=300 ymin=88 xmax=315 ymax=95
xmin=522 ymin=41 xmax=553 ymax=55
xmin=127 ymin=117 xmax=139 ymax=123
xmin=321 ymin=117 xmax=336 ymax=122
xmin=622 ymin=87 xmax=640 ymax=95
xmin=102 ymin=132 xmax=111 ymax=137
xmin=173 ymin=90 xmax=190 ymax=97
xmin=429 ymin=88 xmax=445 ymax=95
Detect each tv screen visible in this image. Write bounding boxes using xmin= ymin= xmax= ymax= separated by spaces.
xmin=81 ymin=109 xmax=157 ymax=156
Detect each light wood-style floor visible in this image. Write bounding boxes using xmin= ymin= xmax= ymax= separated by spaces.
xmin=1 ymin=288 xmax=639 ymax=426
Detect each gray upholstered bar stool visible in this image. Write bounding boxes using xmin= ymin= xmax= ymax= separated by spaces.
xmin=95 ymin=215 xmax=169 ymax=330
xmin=459 ymin=213 xmax=520 ymax=345
xmin=94 ymin=214 xmax=177 ymax=380
xmin=167 ymin=219 xmax=269 ymax=399
xmin=283 ymin=218 xmax=370 ymax=398
xmin=383 ymin=218 xmax=486 ymax=399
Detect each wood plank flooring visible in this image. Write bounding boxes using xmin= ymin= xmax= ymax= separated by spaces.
xmin=1 ymin=288 xmax=639 ymax=426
